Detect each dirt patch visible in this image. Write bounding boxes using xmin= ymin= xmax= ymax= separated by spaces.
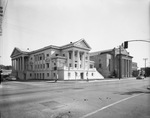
xmin=51 ymin=111 xmax=72 ymax=118
xmin=40 ymin=101 xmax=65 ymax=110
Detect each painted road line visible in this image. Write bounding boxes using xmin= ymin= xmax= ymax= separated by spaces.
xmin=80 ymin=93 xmax=142 ymax=118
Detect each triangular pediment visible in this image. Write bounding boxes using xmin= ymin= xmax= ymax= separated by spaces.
xmin=121 ymin=48 xmax=129 ymax=55
xmin=115 ymin=46 xmax=129 ymax=55
xmin=10 ymin=47 xmax=22 ymax=58
xmin=74 ymin=39 xmax=91 ymax=50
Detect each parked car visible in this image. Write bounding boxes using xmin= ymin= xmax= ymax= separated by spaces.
xmin=6 ymin=76 xmax=16 ymax=81
xmin=136 ymin=75 xmax=144 ymax=79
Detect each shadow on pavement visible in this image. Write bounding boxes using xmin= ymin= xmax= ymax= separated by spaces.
xmin=114 ymin=90 xmax=150 ymax=95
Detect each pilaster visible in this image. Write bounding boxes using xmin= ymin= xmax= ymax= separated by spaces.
xmin=87 ymin=52 xmax=90 ymax=70
xmin=22 ymin=56 xmax=24 ymax=71
xmin=67 ymin=51 xmax=69 ymax=68
xmin=72 ymin=50 xmax=75 ymax=69
xmin=77 ymin=50 xmax=80 ymax=69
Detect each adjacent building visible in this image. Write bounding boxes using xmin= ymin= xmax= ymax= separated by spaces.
xmin=90 ymin=46 xmax=133 ymax=78
xmin=132 ymin=62 xmax=138 ymax=77
xmin=10 ymin=39 xmax=104 ymax=80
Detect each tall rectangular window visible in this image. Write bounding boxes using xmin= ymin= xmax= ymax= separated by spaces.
xmin=31 ymin=65 xmax=33 ymax=70
xmin=69 ymin=63 xmax=72 ymax=67
xmin=99 ymin=63 xmax=101 ymax=68
xmin=40 ymin=56 xmax=42 ymax=60
xmin=47 ymin=73 xmax=49 ymax=77
xmin=69 ymin=52 xmax=71 ymax=59
xmin=46 ymin=63 xmax=49 ymax=68
xmin=109 ymin=59 xmax=111 ymax=71
xmin=75 ymin=64 xmax=77 ymax=68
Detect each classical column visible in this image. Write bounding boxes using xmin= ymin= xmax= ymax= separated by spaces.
xmin=83 ymin=52 xmax=85 ymax=69
xmin=130 ymin=60 xmax=132 ymax=77
xmin=14 ymin=59 xmax=16 ymax=70
xmin=16 ymin=58 xmax=18 ymax=70
xmin=126 ymin=60 xmax=127 ymax=77
xmin=87 ymin=53 xmax=90 ymax=70
xmin=124 ymin=59 xmax=126 ymax=77
xmin=81 ymin=52 xmax=83 ymax=69
xmin=127 ymin=60 xmax=129 ymax=77
xmin=72 ymin=50 xmax=75 ymax=69
xmin=17 ymin=58 xmax=19 ymax=70
xmin=18 ymin=58 xmax=19 ymax=71
xmin=12 ymin=59 xmax=14 ymax=70
xmin=19 ymin=57 xmax=21 ymax=71
xmin=42 ymin=53 xmax=44 ymax=70
xmin=128 ymin=60 xmax=130 ymax=77
xmin=22 ymin=56 xmax=24 ymax=71
xmin=15 ymin=59 xmax=17 ymax=70
xmin=13 ymin=59 xmax=14 ymax=70
xmin=19 ymin=57 xmax=21 ymax=70
xmin=67 ymin=51 xmax=69 ymax=68
xmin=77 ymin=51 xmax=80 ymax=69
xmin=121 ymin=59 xmax=124 ymax=77
xmin=13 ymin=59 xmax=16 ymax=70
xmin=129 ymin=60 xmax=131 ymax=77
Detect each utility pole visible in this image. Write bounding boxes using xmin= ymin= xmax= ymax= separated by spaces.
xmin=143 ymin=58 xmax=148 ymax=77
xmin=118 ymin=45 xmax=122 ymax=80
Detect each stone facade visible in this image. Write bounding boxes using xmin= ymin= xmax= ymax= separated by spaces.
xmin=10 ymin=39 xmax=104 ymax=80
xmin=90 ymin=47 xmax=133 ymax=78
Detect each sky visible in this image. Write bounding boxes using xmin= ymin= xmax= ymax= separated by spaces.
xmin=0 ymin=0 xmax=150 ymax=68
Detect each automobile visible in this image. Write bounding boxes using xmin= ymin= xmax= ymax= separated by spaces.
xmin=136 ymin=75 xmax=144 ymax=79
xmin=6 ymin=76 xmax=16 ymax=81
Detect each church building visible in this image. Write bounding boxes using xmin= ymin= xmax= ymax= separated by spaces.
xmin=10 ymin=39 xmax=104 ymax=80
xmin=90 ymin=46 xmax=133 ymax=78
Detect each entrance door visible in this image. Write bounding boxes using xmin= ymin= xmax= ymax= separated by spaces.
xmin=24 ymin=73 xmax=26 ymax=80
xmin=80 ymin=73 xmax=84 ymax=79
xmin=43 ymin=73 xmax=44 ymax=79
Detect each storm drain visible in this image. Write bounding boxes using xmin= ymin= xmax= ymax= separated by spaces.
xmin=40 ymin=101 xmax=65 ymax=110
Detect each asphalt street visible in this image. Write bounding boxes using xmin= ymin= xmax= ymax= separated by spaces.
xmin=0 ymin=77 xmax=150 ymax=118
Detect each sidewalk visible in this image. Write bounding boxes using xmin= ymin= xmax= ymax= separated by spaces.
xmin=0 ymin=83 xmax=2 ymax=88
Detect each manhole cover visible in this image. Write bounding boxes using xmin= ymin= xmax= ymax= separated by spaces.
xmin=41 ymin=101 xmax=65 ymax=110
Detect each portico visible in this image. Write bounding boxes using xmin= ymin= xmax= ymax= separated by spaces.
xmin=12 ymin=56 xmax=26 ymax=71
xmin=121 ymin=57 xmax=132 ymax=77
xmin=67 ymin=50 xmax=88 ymax=70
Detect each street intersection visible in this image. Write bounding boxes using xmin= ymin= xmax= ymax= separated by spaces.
xmin=0 ymin=77 xmax=150 ymax=118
